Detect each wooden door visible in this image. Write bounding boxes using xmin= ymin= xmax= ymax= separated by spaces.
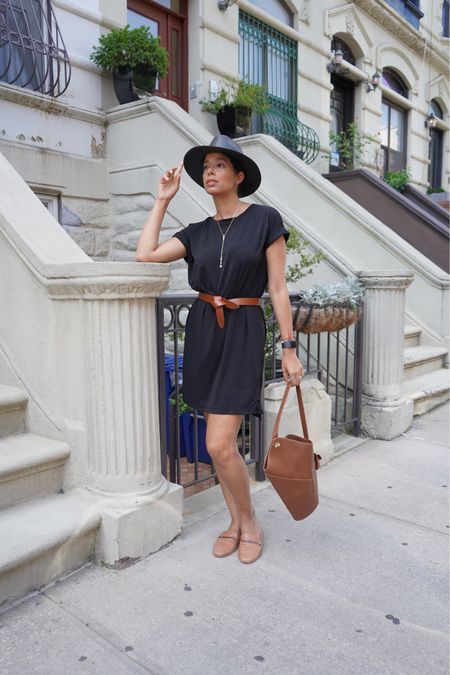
xmin=127 ymin=0 xmax=188 ymax=111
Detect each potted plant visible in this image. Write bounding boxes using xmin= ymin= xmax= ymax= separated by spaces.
xmin=200 ymin=75 xmax=270 ymax=137
xmin=324 ymin=122 xmax=377 ymax=171
xmin=90 ymin=24 xmax=169 ymax=105
xmin=292 ymin=276 xmax=365 ymax=334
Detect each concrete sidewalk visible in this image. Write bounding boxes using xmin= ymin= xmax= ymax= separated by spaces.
xmin=0 ymin=402 xmax=448 ymax=675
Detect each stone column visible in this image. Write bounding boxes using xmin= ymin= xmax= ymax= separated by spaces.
xmin=48 ymin=264 xmax=183 ymax=566
xmin=356 ymin=270 xmax=415 ymax=440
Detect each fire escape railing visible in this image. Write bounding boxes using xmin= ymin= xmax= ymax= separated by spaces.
xmin=0 ymin=0 xmax=71 ymax=97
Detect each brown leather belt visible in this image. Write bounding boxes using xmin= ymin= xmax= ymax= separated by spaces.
xmin=197 ymin=293 xmax=261 ymax=328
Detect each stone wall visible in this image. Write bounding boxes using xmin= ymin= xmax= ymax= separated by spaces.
xmin=61 ymin=197 xmax=111 ymax=260
xmin=110 ymin=193 xmax=189 ymax=292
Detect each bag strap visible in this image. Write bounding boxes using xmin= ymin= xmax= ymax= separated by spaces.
xmin=271 ymin=383 xmax=309 ymax=440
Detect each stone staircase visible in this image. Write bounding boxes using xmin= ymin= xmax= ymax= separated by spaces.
xmin=0 ymin=384 xmax=100 ymax=610
xmin=401 ymin=326 xmax=449 ymax=414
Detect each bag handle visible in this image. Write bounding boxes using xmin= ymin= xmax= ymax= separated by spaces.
xmin=271 ymin=383 xmax=309 ymax=440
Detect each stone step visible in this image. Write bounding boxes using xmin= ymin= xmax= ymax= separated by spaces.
xmin=403 ymin=345 xmax=448 ymax=379
xmin=0 ymin=492 xmax=101 ymax=609
xmin=401 ymin=368 xmax=450 ymax=415
xmin=0 ymin=433 xmax=70 ymax=510
xmin=0 ymin=385 xmax=27 ymax=437
xmin=404 ymin=324 xmax=421 ymax=348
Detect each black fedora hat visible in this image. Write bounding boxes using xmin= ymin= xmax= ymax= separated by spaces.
xmin=183 ymin=135 xmax=261 ymax=197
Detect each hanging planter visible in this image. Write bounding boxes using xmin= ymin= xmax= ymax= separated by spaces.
xmin=292 ymin=303 xmax=363 ymax=334
xmin=292 ymin=277 xmax=366 ymax=334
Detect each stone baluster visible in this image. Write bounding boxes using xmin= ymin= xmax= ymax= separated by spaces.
xmin=356 ymin=270 xmax=415 ymax=439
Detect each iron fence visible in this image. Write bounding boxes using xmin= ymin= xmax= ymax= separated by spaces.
xmin=156 ymin=293 xmax=364 ymax=491
xmin=0 ymin=0 xmax=71 ymax=97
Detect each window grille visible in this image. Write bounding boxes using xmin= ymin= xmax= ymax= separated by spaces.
xmin=0 ymin=0 xmax=71 ymax=97
xmin=239 ymin=10 xmax=319 ymax=164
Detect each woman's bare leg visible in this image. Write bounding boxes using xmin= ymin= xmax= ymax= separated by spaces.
xmin=204 ymin=412 xmax=259 ymax=540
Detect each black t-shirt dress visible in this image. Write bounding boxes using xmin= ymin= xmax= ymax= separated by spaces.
xmin=172 ymin=203 xmax=289 ymax=417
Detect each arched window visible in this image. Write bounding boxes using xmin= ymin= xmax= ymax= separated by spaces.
xmin=248 ymin=0 xmax=294 ymax=27
xmin=381 ymin=69 xmax=409 ymax=173
xmin=428 ymin=100 xmax=444 ymax=189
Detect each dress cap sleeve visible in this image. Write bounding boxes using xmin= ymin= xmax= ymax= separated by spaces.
xmin=172 ymin=225 xmax=191 ymax=263
xmin=264 ymin=206 xmax=290 ymax=250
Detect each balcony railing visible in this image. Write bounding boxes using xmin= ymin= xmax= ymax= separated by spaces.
xmin=261 ymin=107 xmax=320 ymax=165
xmin=0 ymin=0 xmax=71 ymax=97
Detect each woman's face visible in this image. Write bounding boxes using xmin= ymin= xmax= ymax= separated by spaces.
xmin=202 ymin=152 xmax=244 ymax=196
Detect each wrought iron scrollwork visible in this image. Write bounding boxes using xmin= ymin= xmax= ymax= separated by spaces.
xmin=262 ymin=108 xmax=320 ymax=165
xmin=0 ymin=0 xmax=71 ymax=97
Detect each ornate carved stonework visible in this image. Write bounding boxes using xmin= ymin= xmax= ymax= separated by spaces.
xmin=352 ymin=0 xmax=449 ymax=76
xmin=345 ymin=11 xmax=355 ymax=34
xmin=299 ymin=0 xmax=310 ymax=25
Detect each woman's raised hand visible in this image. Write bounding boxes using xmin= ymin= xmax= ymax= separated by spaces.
xmin=158 ymin=161 xmax=183 ymax=202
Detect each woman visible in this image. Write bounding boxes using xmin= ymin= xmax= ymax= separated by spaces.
xmin=136 ymin=135 xmax=304 ymax=564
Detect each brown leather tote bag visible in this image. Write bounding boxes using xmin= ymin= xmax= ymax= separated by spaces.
xmin=264 ymin=383 xmax=322 ymax=520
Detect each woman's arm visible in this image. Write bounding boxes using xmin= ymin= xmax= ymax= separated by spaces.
xmin=266 ymin=236 xmax=305 ymax=386
xmin=136 ymin=162 xmax=187 ymax=263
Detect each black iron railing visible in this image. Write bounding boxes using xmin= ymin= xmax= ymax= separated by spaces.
xmin=157 ymin=293 xmax=364 ymax=492
xmin=0 ymin=0 xmax=71 ymax=97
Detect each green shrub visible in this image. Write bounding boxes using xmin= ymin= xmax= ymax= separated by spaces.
xmin=383 ymin=168 xmax=411 ymax=192
xmin=90 ymin=25 xmax=169 ymax=76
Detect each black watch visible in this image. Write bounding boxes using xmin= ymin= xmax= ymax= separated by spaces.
xmin=281 ymin=339 xmax=297 ymax=349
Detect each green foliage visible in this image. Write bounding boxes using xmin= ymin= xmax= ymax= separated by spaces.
xmin=383 ymin=168 xmax=411 ymax=192
xmin=169 ymin=392 xmax=193 ymax=415
xmin=300 ymin=276 xmax=365 ymax=309
xmin=90 ymin=25 xmax=169 ymax=76
xmin=426 ymin=186 xmax=445 ymax=194
xmin=325 ymin=122 xmax=377 ymax=170
xmin=285 ymin=228 xmax=327 ymax=284
xmin=200 ymin=75 xmax=270 ymax=115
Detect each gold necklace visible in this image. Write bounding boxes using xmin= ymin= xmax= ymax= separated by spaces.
xmin=215 ymin=206 xmax=242 ymax=269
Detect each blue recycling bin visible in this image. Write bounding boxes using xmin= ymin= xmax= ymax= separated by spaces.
xmin=165 ymin=355 xmax=185 ymax=457
xmin=164 ymin=355 xmax=210 ymax=464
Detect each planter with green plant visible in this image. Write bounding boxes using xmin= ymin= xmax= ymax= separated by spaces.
xmin=200 ymin=75 xmax=270 ymax=138
xmin=324 ymin=122 xmax=377 ymax=171
xmin=90 ymin=24 xmax=169 ymax=105
xmin=292 ymin=276 xmax=365 ymax=333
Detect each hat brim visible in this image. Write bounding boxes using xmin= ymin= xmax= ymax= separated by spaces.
xmin=183 ymin=144 xmax=261 ymax=198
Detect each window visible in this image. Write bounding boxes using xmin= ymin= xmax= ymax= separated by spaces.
xmin=383 ymin=0 xmax=423 ymax=29
xmin=428 ymin=100 xmax=444 ymax=189
xmin=239 ymin=10 xmax=297 ymax=117
xmin=381 ymin=69 xmax=408 ymax=173
xmin=0 ymin=0 xmax=70 ymax=97
xmin=443 ymin=0 xmax=449 ymax=37
xmin=248 ymin=0 xmax=293 ymax=27
xmin=36 ymin=192 xmax=60 ymax=220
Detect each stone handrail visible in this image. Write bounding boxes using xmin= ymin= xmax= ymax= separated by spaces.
xmin=0 ymin=151 xmax=184 ymax=564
